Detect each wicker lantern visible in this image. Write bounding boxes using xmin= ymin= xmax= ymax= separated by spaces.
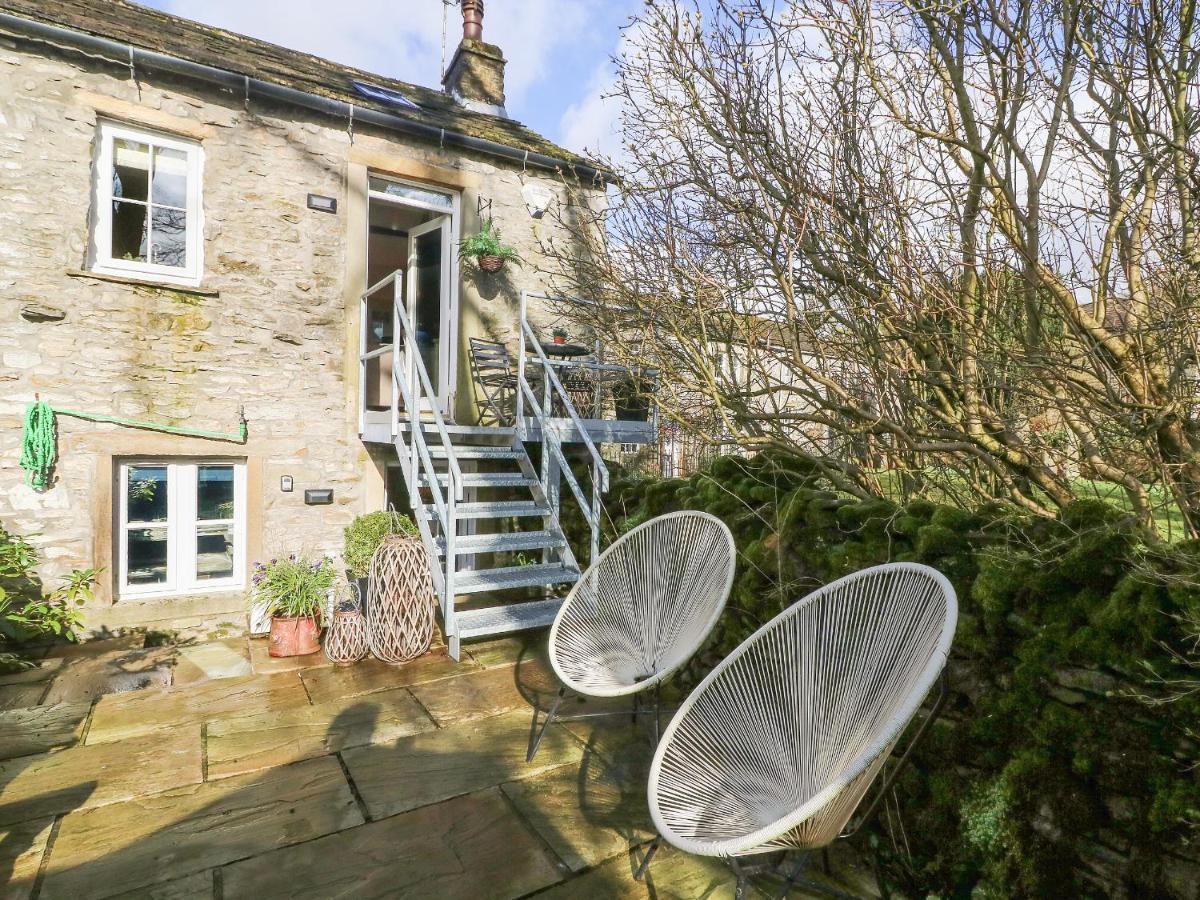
xmin=324 ymin=582 xmax=370 ymax=667
xmin=367 ymin=535 xmax=435 ymax=665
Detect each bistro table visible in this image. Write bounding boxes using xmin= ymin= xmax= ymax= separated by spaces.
xmin=527 ymin=342 xmax=598 ymax=415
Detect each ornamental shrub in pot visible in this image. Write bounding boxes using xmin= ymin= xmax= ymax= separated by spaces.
xmin=250 ymin=555 xmax=337 ymax=657
xmin=343 ymin=511 xmax=418 ymax=611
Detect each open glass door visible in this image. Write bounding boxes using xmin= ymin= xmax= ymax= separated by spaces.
xmin=406 ymin=215 xmax=453 ymax=413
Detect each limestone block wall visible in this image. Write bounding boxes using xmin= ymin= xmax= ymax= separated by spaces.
xmin=0 ymin=32 xmax=600 ymax=633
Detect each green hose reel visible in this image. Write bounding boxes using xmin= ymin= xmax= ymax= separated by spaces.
xmin=19 ymin=399 xmax=247 ymax=491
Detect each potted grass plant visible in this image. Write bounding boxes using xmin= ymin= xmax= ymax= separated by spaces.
xmin=250 ymin=555 xmax=337 ymax=657
xmin=459 ymin=217 xmax=521 ymax=273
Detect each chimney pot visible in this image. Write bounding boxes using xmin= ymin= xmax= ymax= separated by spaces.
xmin=462 ymin=0 xmax=484 ymax=42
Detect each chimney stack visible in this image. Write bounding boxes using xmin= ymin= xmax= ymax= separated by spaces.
xmin=442 ymin=0 xmax=508 ymax=117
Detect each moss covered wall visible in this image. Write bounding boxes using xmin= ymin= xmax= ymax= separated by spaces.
xmin=586 ymin=452 xmax=1200 ymax=898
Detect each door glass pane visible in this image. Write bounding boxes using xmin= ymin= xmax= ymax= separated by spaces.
xmin=150 ymin=206 xmax=188 ymax=269
xmin=151 ymin=146 xmax=188 ymax=208
xmin=112 ymin=139 xmax=150 ymax=201
xmin=111 ymin=200 xmax=148 ymax=262
xmin=412 ymin=228 xmax=442 ymax=387
xmin=126 ymin=466 xmax=168 ymax=522
xmin=195 ymin=524 xmax=234 ymax=581
xmin=197 ymin=465 xmax=235 ymax=520
xmin=126 ymin=527 xmax=168 ymax=586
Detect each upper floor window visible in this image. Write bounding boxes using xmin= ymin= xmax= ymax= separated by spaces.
xmin=91 ymin=121 xmax=203 ymax=285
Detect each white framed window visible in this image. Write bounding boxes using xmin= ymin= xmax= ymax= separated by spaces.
xmin=91 ymin=121 xmax=204 ymax=285
xmin=118 ymin=460 xmax=246 ymax=598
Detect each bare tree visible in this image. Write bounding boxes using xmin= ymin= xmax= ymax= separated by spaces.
xmin=543 ymin=0 xmax=1200 ymax=535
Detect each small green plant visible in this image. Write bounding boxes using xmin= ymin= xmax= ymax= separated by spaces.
xmin=250 ymin=555 xmax=337 ymax=619
xmin=551 ymin=326 xmax=569 ymax=341
xmin=458 ymin=218 xmax=521 ymax=266
xmin=343 ymin=511 xmax=418 ymax=579
xmin=0 ymin=524 xmax=95 ymax=659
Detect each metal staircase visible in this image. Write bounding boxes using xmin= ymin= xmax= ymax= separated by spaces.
xmin=366 ymin=272 xmax=609 ymax=660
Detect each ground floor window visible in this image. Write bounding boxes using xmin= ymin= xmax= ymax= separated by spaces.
xmin=118 ymin=459 xmax=246 ymax=597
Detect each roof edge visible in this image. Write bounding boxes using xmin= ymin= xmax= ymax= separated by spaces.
xmin=0 ymin=10 xmax=617 ymax=185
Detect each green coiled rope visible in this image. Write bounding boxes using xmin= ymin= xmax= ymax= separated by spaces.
xmin=19 ymin=400 xmax=247 ymax=491
xmin=20 ymin=401 xmax=57 ymax=490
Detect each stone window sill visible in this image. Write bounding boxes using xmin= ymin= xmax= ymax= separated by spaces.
xmin=66 ymin=269 xmax=219 ymax=297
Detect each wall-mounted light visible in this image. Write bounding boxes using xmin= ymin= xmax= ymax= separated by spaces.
xmin=304 ymin=489 xmax=333 ymax=505
xmin=307 ymin=194 xmax=337 ymax=213
xmin=280 ymin=475 xmax=293 ymax=492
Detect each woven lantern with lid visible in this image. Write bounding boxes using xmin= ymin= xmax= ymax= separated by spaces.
xmin=323 ymin=581 xmax=369 ymax=667
xmin=366 ymin=535 xmax=435 ymax=665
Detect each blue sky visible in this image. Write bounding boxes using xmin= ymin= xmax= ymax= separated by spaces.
xmin=137 ymin=0 xmax=635 ymax=157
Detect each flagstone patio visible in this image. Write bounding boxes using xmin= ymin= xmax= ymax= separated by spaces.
xmin=0 ymin=633 xmax=880 ymax=899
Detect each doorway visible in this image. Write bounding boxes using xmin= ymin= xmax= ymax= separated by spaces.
xmin=365 ymin=175 xmax=458 ymax=415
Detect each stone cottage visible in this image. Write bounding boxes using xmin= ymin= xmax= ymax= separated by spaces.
xmin=0 ymin=0 xmax=648 ymax=649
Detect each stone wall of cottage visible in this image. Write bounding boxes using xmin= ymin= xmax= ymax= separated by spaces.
xmin=0 ymin=33 xmax=598 ymax=634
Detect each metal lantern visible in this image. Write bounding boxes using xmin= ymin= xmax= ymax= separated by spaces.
xmin=367 ymin=535 xmax=435 ymax=665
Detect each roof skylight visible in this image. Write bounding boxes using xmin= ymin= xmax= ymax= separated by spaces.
xmin=351 ymin=80 xmax=420 ymax=112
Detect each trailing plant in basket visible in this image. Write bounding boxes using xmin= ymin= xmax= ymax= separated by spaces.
xmin=250 ymin=555 xmax=337 ymax=619
xmin=343 ymin=511 xmax=418 ymax=579
xmin=458 ymin=217 xmax=521 ymax=270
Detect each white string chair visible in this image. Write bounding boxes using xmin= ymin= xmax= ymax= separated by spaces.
xmin=640 ymin=562 xmax=957 ymax=896
xmin=526 ymin=511 xmax=736 ymax=761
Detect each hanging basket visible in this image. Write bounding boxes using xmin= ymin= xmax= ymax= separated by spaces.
xmin=477 ymin=254 xmax=506 ymax=273
xmin=366 ymin=535 xmax=435 ymax=665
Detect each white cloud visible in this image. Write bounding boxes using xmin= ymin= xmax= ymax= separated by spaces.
xmin=559 ymin=59 xmax=623 ymax=161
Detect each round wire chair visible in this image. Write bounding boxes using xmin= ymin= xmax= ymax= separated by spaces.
xmin=526 ymin=511 xmax=736 ymax=760
xmin=643 ymin=562 xmax=957 ymax=890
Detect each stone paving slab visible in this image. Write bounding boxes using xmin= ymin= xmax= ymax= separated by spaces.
xmin=0 ymin=702 xmax=90 ymax=761
xmin=38 ymin=755 xmax=362 ymax=899
xmin=41 ymin=645 xmax=176 ymax=706
xmin=42 ymin=634 xmax=146 ymax=659
xmin=86 ymin=672 xmax=308 ymax=744
xmin=407 ymin=657 xmax=558 ymax=728
xmin=300 ymin=651 xmax=468 ymax=706
xmin=342 ymin=710 xmax=583 ymax=820
xmin=206 ymin=687 xmax=436 ymax=779
xmin=171 ymin=637 xmax=252 ymax=686
xmin=0 ymin=815 xmax=54 ymax=900
xmin=0 ymin=727 xmax=202 ymax=826
xmin=0 ymin=657 xmax=65 ymax=686
xmin=0 ymin=685 xmax=48 ymax=711
xmin=462 ymin=635 xmax=545 ymax=669
xmin=500 ymin=757 xmax=656 ymax=872
xmin=532 ymin=842 xmax=742 ymax=899
xmin=108 ymin=870 xmax=215 ymax=899
xmin=221 ymin=788 xmax=564 ymax=899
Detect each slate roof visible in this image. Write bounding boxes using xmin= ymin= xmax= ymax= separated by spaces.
xmin=0 ymin=0 xmax=598 ymax=171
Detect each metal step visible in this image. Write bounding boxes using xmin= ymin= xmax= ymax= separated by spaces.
xmin=419 ymin=472 xmax=535 ymax=489
xmin=439 ymin=501 xmax=548 ymax=520
xmin=455 ymin=563 xmax=580 ymax=595
xmin=456 ymin=598 xmax=566 ymax=640
xmin=399 ymin=423 xmax=515 ymax=437
xmin=437 ymin=530 xmax=565 ymax=556
xmin=428 ymin=446 xmax=523 ymax=460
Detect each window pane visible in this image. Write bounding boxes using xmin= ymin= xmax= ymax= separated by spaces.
xmin=126 ymin=527 xmax=168 ymax=586
xmin=368 ymin=176 xmax=453 ymax=211
xmin=151 ymin=146 xmax=188 ymax=208
xmin=150 ymin=207 xmax=188 ymax=268
xmin=197 ymin=465 xmax=235 ymax=520
xmin=126 ymin=466 xmax=168 ymax=522
xmin=195 ymin=524 xmax=234 ymax=581
xmin=111 ymin=200 xmax=147 ymax=262
xmin=112 ymin=139 xmax=150 ymax=202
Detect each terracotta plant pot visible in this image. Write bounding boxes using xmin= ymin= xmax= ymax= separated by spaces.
xmin=477 ymin=254 xmax=505 ymax=273
xmin=553 ymin=335 xmax=566 ymax=345
xmin=268 ymin=615 xmax=321 ymax=657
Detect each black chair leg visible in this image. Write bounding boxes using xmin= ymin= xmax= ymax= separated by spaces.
xmin=633 ymin=835 xmax=662 ymax=881
xmin=526 ymin=686 xmax=566 ymax=762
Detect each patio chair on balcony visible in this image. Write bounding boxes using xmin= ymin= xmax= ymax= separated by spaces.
xmin=526 ymin=511 xmax=736 ymax=762
xmin=469 ymin=337 xmax=520 ymax=426
xmin=639 ymin=562 xmax=957 ymax=898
